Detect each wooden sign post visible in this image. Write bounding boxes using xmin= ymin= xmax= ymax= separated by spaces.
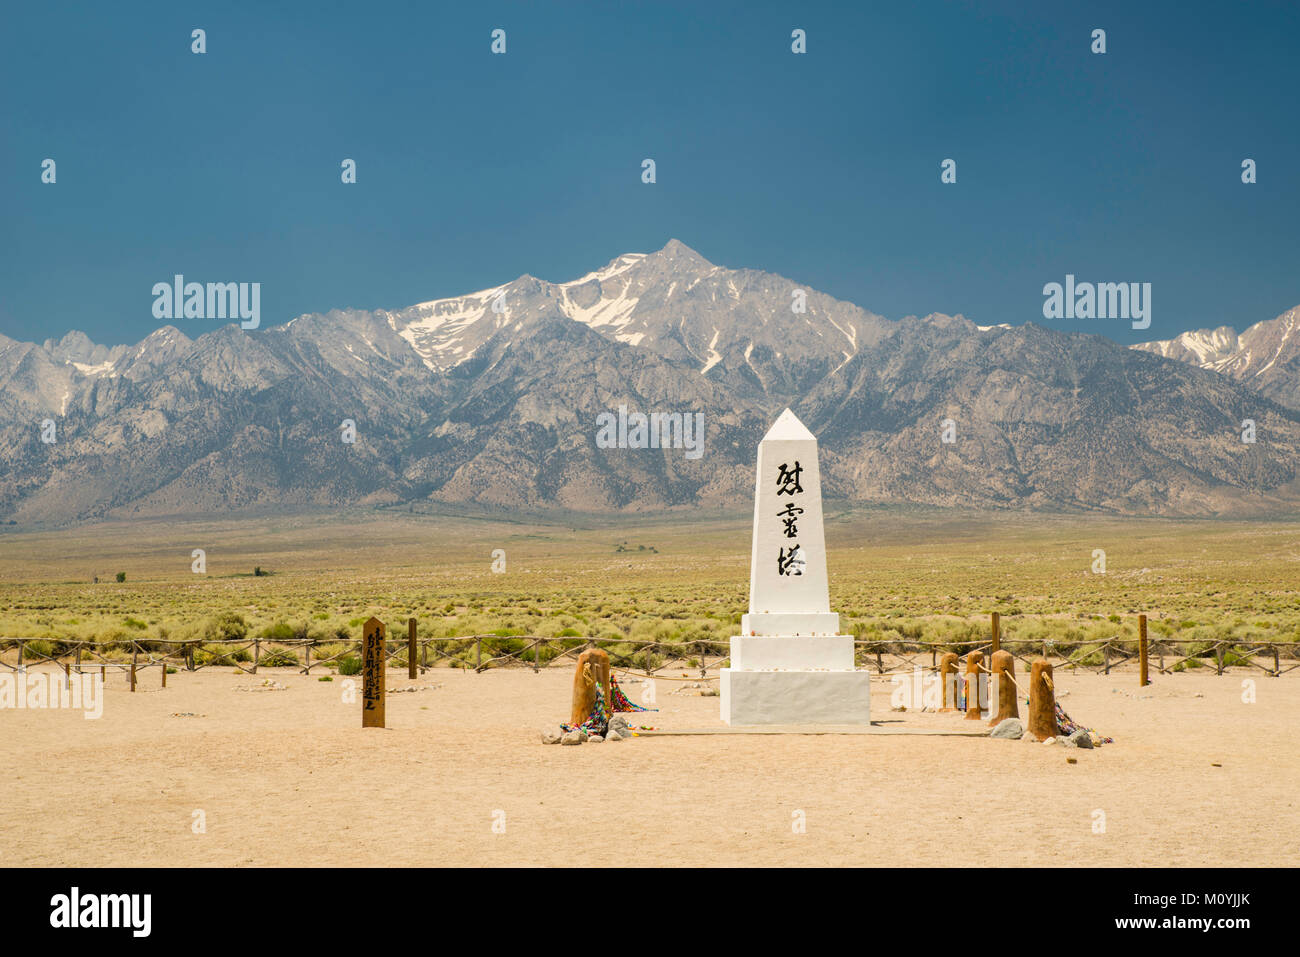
xmin=362 ymin=617 xmax=386 ymax=728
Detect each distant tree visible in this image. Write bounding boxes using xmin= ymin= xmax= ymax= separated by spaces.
xmin=115 ymin=572 xmax=126 ymax=583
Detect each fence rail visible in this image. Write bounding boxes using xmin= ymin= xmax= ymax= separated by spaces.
xmin=3 ymin=629 xmax=1299 ymax=687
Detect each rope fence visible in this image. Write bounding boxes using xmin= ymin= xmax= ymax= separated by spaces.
xmin=2 ymin=618 xmax=1299 ymax=690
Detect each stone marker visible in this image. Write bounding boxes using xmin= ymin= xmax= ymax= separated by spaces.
xmin=1028 ymin=659 xmax=1055 ymax=741
xmin=938 ymin=652 xmax=959 ymax=711
xmin=964 ymin=651 xmax=985 ymax=720
xmin=721 ymin=409 xmax=871 ymax=725
xmin=988 ymin=650 xmax=1019 ymax=725
xmin=362 ymin=616 xmax=386 ymax=728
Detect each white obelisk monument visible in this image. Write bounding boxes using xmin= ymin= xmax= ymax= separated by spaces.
xmin=720 ymin=409 xmax=872 ymax=725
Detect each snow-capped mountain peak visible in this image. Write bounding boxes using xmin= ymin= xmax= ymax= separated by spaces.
xmin=1132 ymin=306 xmax=1300 ymax=408
xmin=379 ymin=240 xmax=889 ymax=383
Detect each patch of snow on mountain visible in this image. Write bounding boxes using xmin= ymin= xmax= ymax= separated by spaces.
xmin=701 ymin=328 xmax=722 ymax=373
xmin=69 ymin=360 xmax=117 ymax=377
xmin=391 ymin=284 xmax=508 ymax=370
xmin=823 ymin=312 xmax=858 ymax=349
xmin=561 ymin=254 xmax=645 ymax=288
xmin=1181 ymin=329 xmax=1237 ymax=364
xmin=1254 ymin=313 xmax=1296 ymax=377
xmin=559 ymin=283 xmax=641 ymax=336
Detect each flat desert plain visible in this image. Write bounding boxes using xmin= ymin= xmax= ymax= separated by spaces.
xmin=2 ymin=662 xmax=1297 ymax=867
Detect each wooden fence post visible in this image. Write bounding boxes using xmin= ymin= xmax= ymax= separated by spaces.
xmin=1215 ymin=643 xmax=1224 ymax=676
xmin=1138 ymin=614 xmax=1149 ymax=686
xmin=1028 ymin=660 xmax=1056 ymax=741
xmin=475 ymin=637 xmax=482 ymax=672
xmin=161 ymin=658 xmax=167 ymax=688
xmin=1103 ymin=641 xmax=1111 ymax=675
xmin=75 ymin=645 xmax=82 ymax=675
xmin=304 ymin=641 xmax=311 ymax=674
xmin=64 ymin=661 xmax=71 ymax=691
xmin=1273 ymin=644 xmax=1281 ymax=678
xmin=421 ymin=639 xmax=428 ymax=671
xmin=252 ymin=640 xmax=260 ymax=675
xmin=187 ymin=642 xmax=195 ymax=671
xmin=964 ymin=651 xmax=985 ymax=721
xmin=130 ymin=649 xmax=137 ymax=692
xmin=408 ymin=618 xmax=417 ymax=679
xmin=534 ymin=639 xmax=543 ymax=673
xmin=988 ymin=650 xmax=1018 ymax=725
xmin=938 ymin=652 xmax=959 ymax=712
xmin=990 ymin=612 xmax=1001 ymax=654
xmin=16 ymin=641 xmax=24 ymax=672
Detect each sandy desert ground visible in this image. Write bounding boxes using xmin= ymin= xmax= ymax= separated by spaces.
xmin=2 ymin=661 xmax=1297 ymax=868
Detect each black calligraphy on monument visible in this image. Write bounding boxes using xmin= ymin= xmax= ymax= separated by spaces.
xmin=776 ymin=503 xmax=803 ymax=539
xmin=776 ymin=461 xmax=803 ymax=496
xmin=775 ymin=461 xmax=806 ymax=576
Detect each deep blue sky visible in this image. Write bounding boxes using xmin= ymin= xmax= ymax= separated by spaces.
xmin=2 ymin=0 xmax=1297 ymax=347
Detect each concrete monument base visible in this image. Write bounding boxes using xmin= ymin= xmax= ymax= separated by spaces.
xmin=720 ymin=667 xmax=872 ymax=726
xmin=730 ymin=634 xmax=854 ymax=671
xmin=740 ymin=612 xmax=843 ymax=637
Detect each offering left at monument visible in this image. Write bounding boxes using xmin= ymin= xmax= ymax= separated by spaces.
xmin=721 ymin=409 xmax=872 ymax=725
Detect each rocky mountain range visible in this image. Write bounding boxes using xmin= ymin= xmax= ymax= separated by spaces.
xmin=3 ymin=239 xmax=1300 ymax=524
